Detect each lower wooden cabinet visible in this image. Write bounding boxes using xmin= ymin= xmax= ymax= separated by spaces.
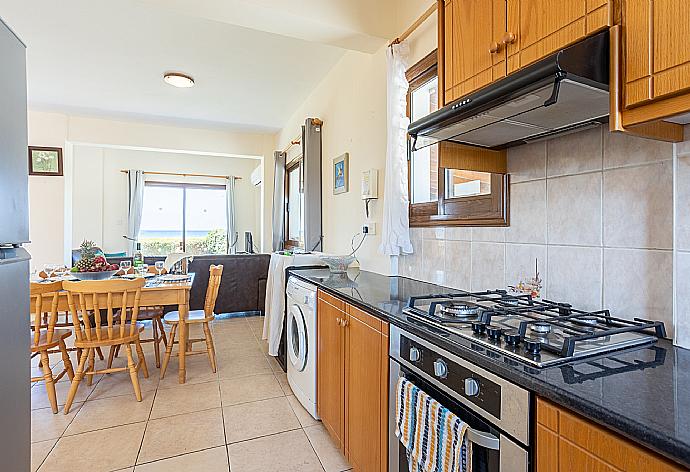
xmin=316 ymin=292 xmax=345 ymax=449
xmin=536 ymin=397 xmax=684 ymax=471
xmin=316 ymin=290 xmax=389 ymax=472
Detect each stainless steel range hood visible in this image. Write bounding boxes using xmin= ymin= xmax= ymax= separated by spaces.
xmin=409 ymin=31 xmax=610 ymax=150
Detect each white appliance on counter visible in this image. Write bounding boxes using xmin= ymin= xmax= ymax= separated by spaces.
xmin=285 ymin=276 xmax=319 ymax=419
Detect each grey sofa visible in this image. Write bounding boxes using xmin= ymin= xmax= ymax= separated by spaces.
xmin=106 ymin=253 xmax=270 ymax=315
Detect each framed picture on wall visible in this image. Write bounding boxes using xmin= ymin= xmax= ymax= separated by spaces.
xmin=333 ymin=153 xmax=349 ymax=195
xmin=28 ymin=146 xmax=63 ymax=176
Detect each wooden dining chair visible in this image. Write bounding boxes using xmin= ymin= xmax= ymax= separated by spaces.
xmin=62 ymin=278 xmax=149 ymax=414
xmin=30 ymin=280 xmax=75 ymax=414
xmin=160 ymin=265 xmax=223 ymax=379
xmin=110 ymin=265 xmax=169 ymax=368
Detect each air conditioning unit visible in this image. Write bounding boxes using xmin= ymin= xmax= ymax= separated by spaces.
xmin=250 ymin=165 xmax=262 ymax=186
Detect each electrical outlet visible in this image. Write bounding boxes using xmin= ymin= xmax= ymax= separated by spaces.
xmin=362 ymin=223 xmax=376 ymax=235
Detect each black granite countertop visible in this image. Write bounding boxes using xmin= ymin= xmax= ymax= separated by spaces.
xmin=288 ymin=267 xmax=690 ymax=468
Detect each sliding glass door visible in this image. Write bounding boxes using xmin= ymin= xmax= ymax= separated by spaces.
xmin=185 ymin=186 xmax=228 ymax=255
xmin=139 ymin=182 xmax=228 ymax=256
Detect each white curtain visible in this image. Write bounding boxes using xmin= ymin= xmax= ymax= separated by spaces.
xmin=226 ymin=177 xmax=237 ymax=254
xmin=379 ymin=43 xmax=414 ymax=256
xmin=127 ymin=170 xmax=145 ymax=256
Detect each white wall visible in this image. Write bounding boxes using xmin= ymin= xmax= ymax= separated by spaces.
xmin=71 ymin=146 xmax=262 ymax=254
xmin=26 ymin=113 xmax=69 ymax=270
xmin=28 ymin=111 xmax=275 ymax=269
xmin=275 ymin=4 xmax=437 ymax=275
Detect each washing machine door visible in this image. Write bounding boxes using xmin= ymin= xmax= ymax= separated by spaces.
xmin=287 ymin=304 xmax=308 ymax=372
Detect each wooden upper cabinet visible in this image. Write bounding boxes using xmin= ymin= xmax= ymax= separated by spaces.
xmin=653 ymin=0 xmax=690 ymax=99
xmin=441 ymin=0 xmax=612 ymax=104
xmin=507 ymin=0 xmax=612 ymax=73
xmin=316 ymin=295 xmax=345 ymax=449
xmin=443 ymin=0 xmax=507 ymax=104
xmin=623 ymin=0 xmax=653 ymax=107
xmin=624 ymin=0 xmax=690 ymax=108
xmin=619 ymin=0 xmax=690 ymax=128
xmin=536 ymin=397 xmax=684 ymax=471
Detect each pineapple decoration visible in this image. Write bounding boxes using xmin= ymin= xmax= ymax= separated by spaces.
xmin=72 ymin=240 xmax=119 ymax=273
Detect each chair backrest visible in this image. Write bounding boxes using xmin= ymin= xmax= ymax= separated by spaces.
xmin=30 ymin=280 xmax=63 ymax=347
xmin=62 ymin=278 xmax=146 ymax=343
xmin=204 ymin=265 xmax=224 ymax=317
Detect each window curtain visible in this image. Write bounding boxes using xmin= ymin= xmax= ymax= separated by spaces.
xmin=302 ymin=119 xmax=323 ymax=252
xmin=126 ymin=170 xmax=145 ymax=256
xmin=272 ymin=151 xmax=287 ymax=252
xmin=379 ymin=43 xmax=414 ymax=256
xmin=225 ymin=177 xmax=237 ymax=254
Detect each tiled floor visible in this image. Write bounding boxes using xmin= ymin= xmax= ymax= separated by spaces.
xmin=31 ymin=315 xmax=352 ymax=472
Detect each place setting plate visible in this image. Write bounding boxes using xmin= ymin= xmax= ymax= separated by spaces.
xmin=119 ymin=273 xmax=156 ymax=279
xmin=158 ymin=274 xmax=191 ymax=283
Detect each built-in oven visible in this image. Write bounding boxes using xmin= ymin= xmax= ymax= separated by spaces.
xmin=389 ymin=325 xmax=532 ymax=472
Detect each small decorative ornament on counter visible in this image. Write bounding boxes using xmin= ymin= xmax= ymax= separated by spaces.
xmin=508 ymin=258 xmax=542 ymax=298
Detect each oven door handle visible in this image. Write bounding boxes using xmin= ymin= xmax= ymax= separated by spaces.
xmin=466 ymin=428 xmax=500 ymax=450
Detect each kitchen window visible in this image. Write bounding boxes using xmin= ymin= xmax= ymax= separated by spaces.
xmin=406 ymin=51 xmax=509 ymax=227
xmin=139 ymin=182 xmax=228 ymax=255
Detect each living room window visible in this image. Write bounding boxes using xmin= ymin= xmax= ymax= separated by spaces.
xmin=284 ymin=158 xmax=304 ymax=249
xmin=139 ymin=182 xmax=228 ymax=255
xmin=406 ymin=51 xmax=509 ymax=227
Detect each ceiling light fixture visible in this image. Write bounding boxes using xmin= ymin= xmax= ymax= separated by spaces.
xmin=163 ymin=72 xmax=195 ymax=88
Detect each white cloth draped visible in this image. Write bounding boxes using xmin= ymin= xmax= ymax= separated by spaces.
xmin=225 ymin=177 xmax=237 ymax=254
xmin=262 ymin=252 xmax=322 ymax=356
xmin=126 ymin=170 xmax=145 ymax=256
xmin=379 ymin=43 xmax=414 ymax=257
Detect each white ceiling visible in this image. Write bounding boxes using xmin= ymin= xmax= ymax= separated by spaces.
xmin=140 ymin=0 xmax=398 ymax=54
xmin=0 ymin=0 xmax=404 ymax=132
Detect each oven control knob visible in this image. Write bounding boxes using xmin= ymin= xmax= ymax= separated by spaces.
xmin=409 ymin=347 xmax=421 ymax=362
xmin=464 ymin=378 xmax=480 ymax=397
xmin=503 ymin=330 xmax=521 ymax=346
xmin=433 ymin=359 xmax=448 ymax=379
xmin=524 ymin=338 xmax=542 ymax=355
xmin=486 ymin=325 xmax=503 ymax=341
xmin=471 ymin=321 xmax=487 ymax=334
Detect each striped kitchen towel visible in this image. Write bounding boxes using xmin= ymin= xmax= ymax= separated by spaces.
xmin=395 ymin=377 xmax=472 ymax=472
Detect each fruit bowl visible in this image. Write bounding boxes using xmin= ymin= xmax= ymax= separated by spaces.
xmin=319 ymin=255 xmax=356 ymax=274
xmin=71 ymin=270 xmax=118 ymax=281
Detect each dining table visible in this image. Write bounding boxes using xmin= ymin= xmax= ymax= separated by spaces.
xmin=31 ymin=273 xmax=196 ymax=384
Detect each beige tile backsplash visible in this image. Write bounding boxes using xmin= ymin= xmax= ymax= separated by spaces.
xmin=399 ymin=125 xmax=690 ymax=345
xmin=676 ymin=127 xmax=690 ymax=348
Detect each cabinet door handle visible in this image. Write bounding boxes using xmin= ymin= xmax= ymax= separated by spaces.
xmin=336 ymin=317 xmax=341 ymax=325
xmin=489 ymin=42 xmax=500 ymax=54
xmin=341 ymin=319 xmax=349 ymax=328
xmin=501 ymin=32 xmax=516 ymax=45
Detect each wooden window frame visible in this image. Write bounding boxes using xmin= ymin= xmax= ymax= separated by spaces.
xmin=284 ymin=158 xmax=303 ymax=250
xmin=406 ymin=50 xmax=509 ymax=228
xmin=407 ymin=51 xmax=441 ymax=224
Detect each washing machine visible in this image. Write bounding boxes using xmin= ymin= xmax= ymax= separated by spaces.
xmin=286 ymin=276 xmax=319 ymax=419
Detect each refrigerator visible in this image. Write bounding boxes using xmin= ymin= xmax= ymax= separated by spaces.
xmin=0 ymin=15 xmax=30 ymax=472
